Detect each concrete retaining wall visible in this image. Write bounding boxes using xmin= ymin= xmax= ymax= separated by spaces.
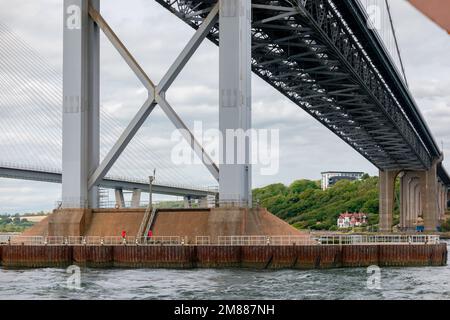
xmin=0 ymin=244 xmax=446 ymax=269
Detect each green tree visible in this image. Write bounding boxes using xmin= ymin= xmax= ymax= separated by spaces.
xmin=253 ymin=176 xmax=387 ymax=231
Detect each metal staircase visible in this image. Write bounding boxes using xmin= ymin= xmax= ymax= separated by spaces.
xmin=137 ymin=205 xmax=158 ymax=237
xmin=144 ymin=207 xmax=158 ymax=238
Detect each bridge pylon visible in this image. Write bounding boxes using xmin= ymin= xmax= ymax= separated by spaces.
xmin=218 ymin=0 xmax=253 ymax=208
xmin=62 ymin=0 xmax=100 ymax=209
xmin=61 ymin=0 xmax=222 ymax=210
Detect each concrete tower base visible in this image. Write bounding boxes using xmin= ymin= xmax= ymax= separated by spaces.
xmin=22 ymin=207 xmax=308 ymax=243
xmin=47 ymin=209 xmax=92 ymax=237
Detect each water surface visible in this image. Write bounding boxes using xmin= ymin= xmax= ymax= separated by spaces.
xmin=1 ymin=244 xmax=449 ymax=300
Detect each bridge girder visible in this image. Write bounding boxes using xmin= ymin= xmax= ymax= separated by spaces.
xmin=155 ymin=0 xmax=439 ymax=173
xmin=0 ymin=165 xmax=216 ymax=198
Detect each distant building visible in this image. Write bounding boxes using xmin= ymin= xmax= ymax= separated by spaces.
xmin=321 ymin=171 xmax=365 ymax=190
xmin=337 ymin=212 xmax=367 ymax=228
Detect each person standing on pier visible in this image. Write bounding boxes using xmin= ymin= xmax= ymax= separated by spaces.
xmin=147 ymin=230 xmax=153 ymax=244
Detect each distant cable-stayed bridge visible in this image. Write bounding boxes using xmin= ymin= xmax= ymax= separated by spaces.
xmin=0 ymin=21 xmax=217 ymax=203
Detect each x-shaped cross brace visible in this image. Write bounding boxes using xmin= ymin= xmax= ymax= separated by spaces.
xmin=88 ymin=4 xmax=220 ymax=190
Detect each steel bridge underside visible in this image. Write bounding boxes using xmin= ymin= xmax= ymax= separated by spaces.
xmin=156 ymin=0 xmax=449 ymax=184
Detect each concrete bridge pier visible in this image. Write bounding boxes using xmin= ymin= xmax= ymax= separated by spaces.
xmin=438 ymin=180 xmax=448 ymax=219
xmin=448 ymin=188 xmax=450 ymax=213
xmin=396 ymin=160 xmax=443 ymax=232
xmin=131 ymin=189 xmax=141 ymax=208
xmin=399 ymin=172 xmax=421 ymax=231
xmin=379 ymin=170 xmax=399 ymax=232
xmin=114 ymin=188 xmax=125 ymax=208
xmin=418 ymin=161 xmax=440 ymax=231
xmin=199 ymin=196 xmax=209 ymax=208
xmin=184 ymin=196 xmax=192 ymax=208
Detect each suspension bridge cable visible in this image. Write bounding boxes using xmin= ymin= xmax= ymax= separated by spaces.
xmin=384 ymin=0 xmax=409 ymax=87
xmin=0 ymin=23 xmax=214 ymax=187
xmin=2 ymin=27 xmax=201 ymax=185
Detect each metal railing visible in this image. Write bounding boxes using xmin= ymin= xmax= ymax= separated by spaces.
xmin=95 ymin=198 xmax=264 ymax=210
xmin=1 ymin=235 xmax=184 ymax=246
xmin=0 ymin=234 xmax=440 ymax=246
xmin=217 ymin=236 xmax=317 ymax=246
xmin=195 ymin=236 xmax=211 ymax=245
xmin=315 ymin=235 xmax=440 ymax=245
xmin=137 ymin=205 xmax=153 ymax=237
xmin=144 ymin=207 xmax=158 ymax=238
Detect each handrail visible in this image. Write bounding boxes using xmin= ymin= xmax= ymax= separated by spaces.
xmin=144 ymin=207 xmax=158 ymax=238
xmin=1 ymin=234 xmax=440 ymax=246
xmin=137 ymin=204 xmax=153 ymax=238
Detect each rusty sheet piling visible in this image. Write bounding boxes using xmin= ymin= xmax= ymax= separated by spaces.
xmin=0 ymin=244 xmax=446 ymax=269
xmin=1 ymin=245 xmax=72 ymax=268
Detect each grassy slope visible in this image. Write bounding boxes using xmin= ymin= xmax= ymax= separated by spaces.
xmin=253 ymin=176 xmax=400 ymax=231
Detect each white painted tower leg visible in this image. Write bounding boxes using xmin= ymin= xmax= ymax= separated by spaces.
xmin=219 ymin=0 xmax=252 ymax=207
xmin=62 ymin=0 xmax=99 ymax=208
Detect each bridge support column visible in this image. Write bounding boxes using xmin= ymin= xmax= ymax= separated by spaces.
xmin=199 ymin=197 xmax=209 ymax=208
xmin=131 ymin=189 xmax=141 ymax=208
xmin=445 ymin=187 xmax=449 ymax=212
xmin=442 ymin=183 xmax=448 ymax=217
xmin=439 ymin=181 xmax=447 ymax=220
xmin=437 ymin=182 xmax=443 ymax=221
xmin=218 ymin=0 xmax=252 ymax=208
xmin=379 ymin=170 xmax=399 ymax=232
xmin=400 ymin=173 xmax=421 ymax=231
xmin=184 ymin=196 xmax=192 ymax=209
xmin=62 ymin=0 xmax=100 ymax=208
xmin=418 ymin=161 xmax=439 ymax=231
xmin=413 ymin=182 xmax=422 ymax=229
xmin=448 ymin=189 xmax=450 ymax=211
xmin=399 ymin=172 xmax=407 ymax=230
xmin=115 ymin=188 xmax=125 ymax=208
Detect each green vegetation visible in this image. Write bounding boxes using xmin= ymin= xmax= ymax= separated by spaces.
xmin=253 ymin=175 xmax=400 ymax=231
xmin=0 ymin=214 xmax=35 ymax=233
xmin=440 ymin=217 xmax=450 ymax=232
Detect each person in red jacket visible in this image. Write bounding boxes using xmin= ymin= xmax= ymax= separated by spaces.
xmin=146 ymin=230 xmax=153 ymax=243
xmin=121 ymin=230 xmax=126 ymax=239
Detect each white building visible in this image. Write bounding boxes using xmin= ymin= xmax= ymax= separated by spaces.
xmin=337 ymin=213 xmax=367 ymax=228
xmin=321 ymin=171 xmax=365 ymax=190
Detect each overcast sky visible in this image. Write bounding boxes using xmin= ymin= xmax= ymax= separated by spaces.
xmin=0 ymin=0 xmax=449 ymax=214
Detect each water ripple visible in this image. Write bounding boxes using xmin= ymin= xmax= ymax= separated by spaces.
xmin=1 ymin=243 xmax=450 ymax=300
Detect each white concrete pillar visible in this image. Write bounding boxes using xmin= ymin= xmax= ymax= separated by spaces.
xmin=115 ymin=188 xmax=125 ymax=208
xmin=62 ymin=0 xmax=100 ymax=208
xmin=183 ymin=196 xmax=191 ymax=208
xmin=219 ymin=0 xmax=252 ymax=207
xmin=131 ymin=189 xmax=141 ymax=208
xmin=199 ymin=197 xmax=209 ymax=208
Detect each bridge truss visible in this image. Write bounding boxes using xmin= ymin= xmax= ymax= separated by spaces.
xmin=156 ymin=0 xmax=444 ymax=175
